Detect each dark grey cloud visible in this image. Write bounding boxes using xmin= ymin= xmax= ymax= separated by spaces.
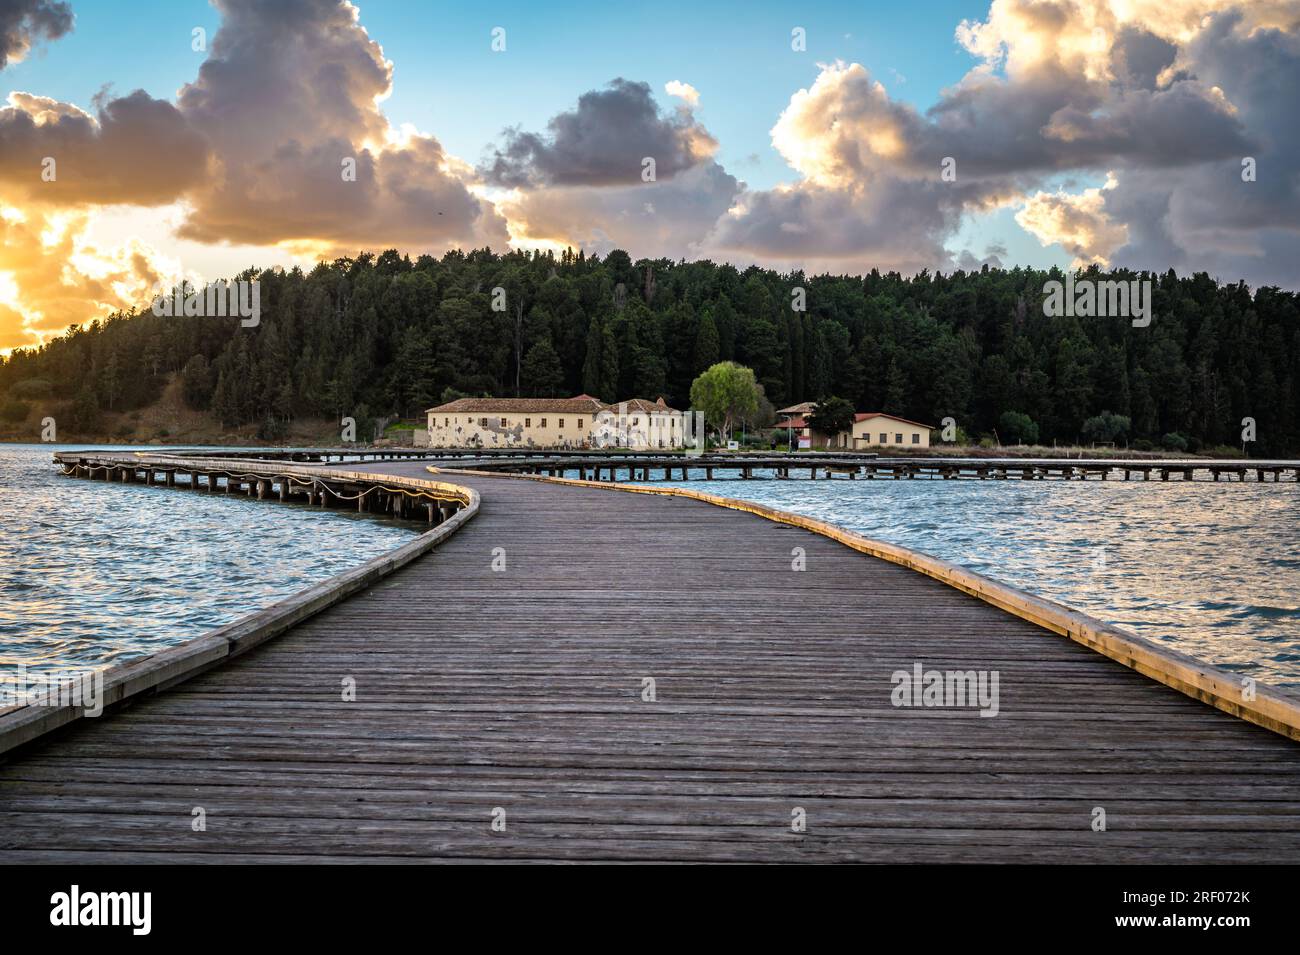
xmin=919 ymin=64 xmax=1251 ymax=179
xmin=481 ymin=78 xmax=717 ymax=188
xmin=0 ymin=0 xmax=71 ymax=69
xmin=0 ymin=90 xmax=210 ymax=205
xmin=1107 ymin=12 xmax=1300 ymax=287
xmin=1111 ymin=26 xmax=1178 ymax=90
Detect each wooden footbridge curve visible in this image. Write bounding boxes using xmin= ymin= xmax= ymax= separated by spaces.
xmin=2 ymin=452 xmax=1299 ymax=863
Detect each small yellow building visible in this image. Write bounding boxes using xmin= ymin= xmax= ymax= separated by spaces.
xmin=846 ymin=413 xmax=933 ymax=450
xmin=425 ymin=395 xmax=685 ymax=449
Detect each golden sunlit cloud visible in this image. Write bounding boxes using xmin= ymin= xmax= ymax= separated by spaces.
xmin=1016 ymin=174 xmax=1129 ymax=267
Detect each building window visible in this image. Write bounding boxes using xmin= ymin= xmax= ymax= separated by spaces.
xmin=525 ymin=418 xmax=531 ymax=428
xmin=500 ymin=418 xmax=507 ymax=428
xmin=559 ymin=419 xmax=565 ymax=429
xmin=880 ymin=433 xmax=888 ymax=443
xmin=540 ymin=418 xmax=547 ymax=428
xmin=912 ymin=433 xmax=920 ymax=444
xmin=577 ymin=418 xmax=584 ymax=429
xmin=896 ymin=433 xmax=903 ymax=443
xmin=480 ymin=417 xmax=488 ymax=427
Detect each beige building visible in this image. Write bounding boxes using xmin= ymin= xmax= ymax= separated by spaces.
xmin=425 ymin=394 xmax=687 ymax=449
xmin=776 ymin=405 xmax=933 ymax=450
xmin=845 ymin=413 xmax=933 ymax=450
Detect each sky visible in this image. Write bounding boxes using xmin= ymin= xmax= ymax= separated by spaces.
xmin=1 ymin=0 xmax=1298 ymax=352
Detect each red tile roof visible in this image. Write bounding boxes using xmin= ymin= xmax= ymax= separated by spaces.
xmin=426 ymin=395 xmax=680 ymax=415
xmin=853 ymin=412 xmax=935 ymax=430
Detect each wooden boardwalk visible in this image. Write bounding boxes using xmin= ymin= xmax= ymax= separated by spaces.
xmin=2 ymin=462 xmax=1299 ymax=862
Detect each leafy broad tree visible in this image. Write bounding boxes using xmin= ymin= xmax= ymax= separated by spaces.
xmin=689 ymin=361 xmax=759 ymax=443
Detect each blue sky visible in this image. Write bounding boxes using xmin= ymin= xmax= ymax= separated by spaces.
xmin=6 ymin=0 xmax=983 ymax=190
xmin=2 ymin=0 xmax=1065 ymax=270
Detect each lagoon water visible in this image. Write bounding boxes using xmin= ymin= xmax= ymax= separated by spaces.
xmin=639 ymin=470 xmax=1300 ymax=688
xmin=3 ymin=445 xmax=1298 ymax=694
xmin=0 ymin=445 xmax=417 ymax=680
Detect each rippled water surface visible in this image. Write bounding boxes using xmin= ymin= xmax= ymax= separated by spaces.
xmin=0 ymin=445 xmax=417 ymax=678
xmin=636 ymin=468 xmax=1300 ymax=686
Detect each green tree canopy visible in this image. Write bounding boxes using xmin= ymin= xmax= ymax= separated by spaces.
xmin=998 ymin=411 xmax=1039 ymax=445
xmin=807 ymin=396 xmax=855 ymax=437
xmin=689 ymin=361 xmax=759 ymax=442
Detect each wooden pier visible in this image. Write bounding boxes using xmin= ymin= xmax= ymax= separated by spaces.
xmin=440 ymin=453 xmax=1300 ymax=483
xmin=1 ymin=451 xmax=1299 ymax=863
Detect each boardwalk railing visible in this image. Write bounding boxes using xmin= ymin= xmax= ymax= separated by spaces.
xmin=430 ymin=465 xmax=1300 ymax=742
xmin=0 ymin=455 xmax=480 ymax=754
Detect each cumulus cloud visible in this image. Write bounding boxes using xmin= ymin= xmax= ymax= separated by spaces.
xmin=174 ymin=0 xmax=507 ymax=252
xmin=0 ymin=90 xmax=210 ymax=205
xmin=480 ymin=78 xmax=717 ymax=188
xmin=708 ymin=1 xmax=1300 ymax=279
xmin=1101 ymin=11 xmax=1300 ymax=286
xmin=0 ymin=0 xmax=71 ymax=70
xmin=1016 ymin=174 xmax=1129 ymax=265
xmin=664 ymin=80 xmax=699 ymax=105
xmin=485 ymin=77 xmax=737 ymax=256
xmin=0 ymin=0 xmax=511 ymax=347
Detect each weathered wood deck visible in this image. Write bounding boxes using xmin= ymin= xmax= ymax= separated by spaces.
xmin=3 ymin=461 xmax=1299 ymax=863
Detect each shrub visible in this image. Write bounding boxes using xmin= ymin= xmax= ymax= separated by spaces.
xmin=1161 ymin=432 xmax=1188 ymax=452
xmin=997 ymin=411 xmax=1039 ymax=445
xmin=1082 ymin=410 xmax=1131 ymax=445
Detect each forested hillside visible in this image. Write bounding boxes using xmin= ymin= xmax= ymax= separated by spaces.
xmin=2 ymin=247 xmax=1297 ymax=454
